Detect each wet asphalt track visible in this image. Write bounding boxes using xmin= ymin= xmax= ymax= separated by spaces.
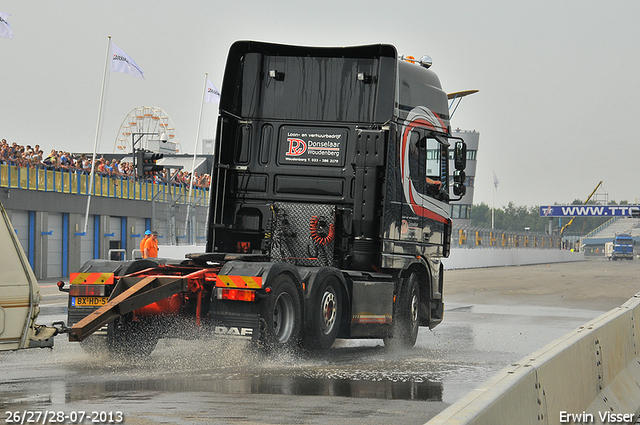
xmin=2 ymin=257 xmax=637 ymax=424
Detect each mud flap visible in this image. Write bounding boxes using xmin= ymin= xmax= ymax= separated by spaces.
xmin=209 ymin=311 xmax=260 ymax=341
xmin=349 ymin=280 xmax=394 ymax=338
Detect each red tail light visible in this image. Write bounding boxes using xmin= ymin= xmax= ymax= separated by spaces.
xmin=69 ymin=285 xmax=106 ymax=297
xmin=237 ymin=242 xmax=250 ymax=253
xmin=217 ymin=288 xmax=256 ymax=302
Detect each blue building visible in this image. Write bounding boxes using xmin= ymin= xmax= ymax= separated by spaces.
xmin=2 ymin=156 xmax=211 ymax=279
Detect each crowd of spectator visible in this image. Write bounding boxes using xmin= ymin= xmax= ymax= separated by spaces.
xmin=0 ymin=138 xmax=211 ymax=189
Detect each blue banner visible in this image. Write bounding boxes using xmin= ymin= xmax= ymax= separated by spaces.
xmin=539 ymin=205 xmax=640 ymax=217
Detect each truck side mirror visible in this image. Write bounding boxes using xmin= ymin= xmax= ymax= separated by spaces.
xmin=453 ymin=169 xmax=465 ymax=184
xmin=454 ymin=141 xmax=466 ymax=171
xmin=452 ymin=170 xmax=466 ymax=197
xmin=453 ymin=182 xmax=466 ymax=197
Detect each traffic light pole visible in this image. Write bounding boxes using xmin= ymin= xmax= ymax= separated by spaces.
xmin=132 ymin=132 xmax=164 ymax=181
xmin=132 ymin=133 xmax=152 ymax=182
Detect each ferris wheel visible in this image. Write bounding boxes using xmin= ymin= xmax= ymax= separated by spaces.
xmin=114 ymin=106 xmax=181 ymax=153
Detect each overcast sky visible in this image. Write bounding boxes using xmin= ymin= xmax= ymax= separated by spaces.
xmin=1 ymin=1 xmax=639 ymax=207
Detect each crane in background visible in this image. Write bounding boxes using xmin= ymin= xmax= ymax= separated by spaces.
xmin=560 ymin=181 xmax=604 ymax=236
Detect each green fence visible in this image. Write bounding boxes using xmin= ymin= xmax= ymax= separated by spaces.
xmin=0 ymin=164 xmax=209 ymax=206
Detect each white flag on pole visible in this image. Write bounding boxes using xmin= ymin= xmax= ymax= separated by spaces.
xmin=0 ymin=11 xmax=13 ymax=39
xmin=205 ymin=78 xmax=220 ymax=103
xmin=110 ymin=42 xmax=144 ymax=79
xmin=493 ymin=171 xmax=499 ymax=190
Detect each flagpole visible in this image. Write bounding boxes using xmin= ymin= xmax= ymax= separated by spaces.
xmin=491 ymin=184 xmax=495 ymax=229
xmin=83 ymin=36 xmax=112 ymax=234
xmin=491 ymin=169 xmax=496 ymax=229
xmin=184 ymin=73 xmax=208 ymax=244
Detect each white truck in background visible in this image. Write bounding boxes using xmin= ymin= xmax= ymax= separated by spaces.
xmin=0 ymin=202 xmax=59 ymax=351
xmin=604 ymin=242 xmax=614 ymax=260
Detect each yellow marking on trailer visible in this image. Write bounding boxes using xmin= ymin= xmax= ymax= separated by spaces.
xmin=216 ymin=275 xmax=262 ymax=289
xmin=70 ymin=272 xmax=115 ymax=285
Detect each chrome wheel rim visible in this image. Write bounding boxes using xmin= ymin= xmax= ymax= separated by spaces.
xmin=410 ymin=289 xmax=419 ymax=326
xmin=320 ymin=290 xmax=337 ymax=335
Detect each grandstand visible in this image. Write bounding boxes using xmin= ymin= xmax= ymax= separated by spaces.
xmin=581 ymin=216 xmax=640 ymax=254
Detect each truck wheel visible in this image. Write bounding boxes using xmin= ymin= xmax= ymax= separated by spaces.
xmin=107 ymin=317 xmax=159 ymax=358
xmin=302 ymin=277 xmax=342 ymax=350
xmin=259 ymin=273 xmax=302 ymax=350
xmin=384 ymin=272 xmax=420 ymax=349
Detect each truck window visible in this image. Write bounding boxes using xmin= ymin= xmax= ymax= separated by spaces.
xmin=425 ymin=137 xmax=441 ymax=180
xmin=408 ymin=131 xmax=446 ymax=197
xmin=408 ymin=130 xmax=426 ymax=195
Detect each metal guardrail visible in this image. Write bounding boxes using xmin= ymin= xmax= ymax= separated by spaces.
xmin=3 ymin=163 xmax=568 ymax=251
xmin=452 ymin=225 xmax=562 ymax=250
xmin=108 ymin=249 xmax=126 ymax=261
xmin=0 ymin=163 xmax=209 ymax=206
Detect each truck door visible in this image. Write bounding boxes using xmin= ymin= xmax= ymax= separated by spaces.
xmin=407 ymin=129 xmax=428 ymax=245
xmin=403 ymin=129 xmax=449 ymax=252
xmin=421 ymin=134 xmax=449 ymax=249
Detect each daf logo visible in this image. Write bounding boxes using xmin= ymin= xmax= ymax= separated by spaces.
xmin=214 ymin=326 xmax=253 ymax=336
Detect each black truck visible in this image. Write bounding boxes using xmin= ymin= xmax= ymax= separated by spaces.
xmin=62 ymin=40 xmax=468 ymax=354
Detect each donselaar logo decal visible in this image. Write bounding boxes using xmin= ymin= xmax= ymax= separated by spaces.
xmin=286 ymin=138 xmax=307 ymax=156
xmin=279 ymin=127 xmax=347 ymax=167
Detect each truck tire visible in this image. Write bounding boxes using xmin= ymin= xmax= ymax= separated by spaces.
xmin=259 ymin=273 xmax=302 ymax=351
xmin=302 ymin=276 xmax=342 ymax=350
xmin=384 ymin=272 xmax=420 ymax=349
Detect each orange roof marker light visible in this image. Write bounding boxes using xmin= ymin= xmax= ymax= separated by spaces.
xmin=399 ymin=54 xmax=433 ymax=68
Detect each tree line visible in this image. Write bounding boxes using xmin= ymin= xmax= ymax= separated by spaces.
xmin=469 ymin=200 xmax=632 ymax=236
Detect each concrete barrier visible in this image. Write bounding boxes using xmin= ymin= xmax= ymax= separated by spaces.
xmin=443 ymin=248 xmax=584 ymax=270
xmin=427 ymin=294 xmax=640 ymax=424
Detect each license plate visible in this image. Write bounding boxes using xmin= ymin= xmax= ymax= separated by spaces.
xmin=72 ymin=296 xmax=108 ymax=307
